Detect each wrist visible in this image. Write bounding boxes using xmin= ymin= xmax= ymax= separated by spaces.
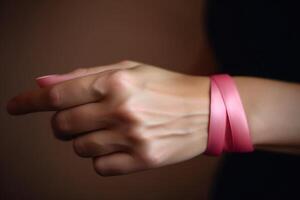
xmin=187 ymin=75 xmax=210 ymax=152
xmin=232 ymin=76 xmax=264 ymax=148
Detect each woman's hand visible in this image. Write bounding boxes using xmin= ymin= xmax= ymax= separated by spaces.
xmin=7 ymin=61 xmax=210 ymax=176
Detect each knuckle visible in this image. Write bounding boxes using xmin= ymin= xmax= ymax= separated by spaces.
xmin=52 ymin=111 xmax=70 ymax=133
xmin=107 ymin=70 xmax=130 ymax=89
xmin=93 ymin=161 xmax=126 ymax=177
xmin=114 ymin=101 xmax=142 ymax=124
xmin=115 ymin=101 xmax=132 ymax=117
xmin=73 ymin=138 xmax=87 ymax=157
xmin=118 ymin=60 xmax=138 ymax=67
xmin=126 ymin=126 xmax=150 ymax=144
xmin=47 ymin=87 xmax=61 ymax=108
xmin=93 ymin=160 xmax=108 ymax=176
xmin=142 ymin=148 xmax=161 ymax=167
xmin=90 ymin=77 xmax=106 ymax=99
xmin=86 ymin=135 xmax=105 ymax=153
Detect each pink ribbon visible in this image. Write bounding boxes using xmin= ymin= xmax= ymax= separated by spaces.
xmin=205 ymin=74 xmax=254 ymax=155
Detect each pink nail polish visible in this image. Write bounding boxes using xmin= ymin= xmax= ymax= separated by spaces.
xmin=35 ymin=74 xmax=60 ymax=88
xmin=36 ymin=74 xmax=59 ymax=80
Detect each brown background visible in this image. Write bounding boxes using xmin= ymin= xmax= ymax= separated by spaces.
xmin=0 ymin=0 xmax=219 ymax=199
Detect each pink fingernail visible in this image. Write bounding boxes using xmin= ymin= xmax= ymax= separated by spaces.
xmin=36 ymin=74 xmax=59 ymax=80
xmin=35 ymin=74 xmax=60 ymax=88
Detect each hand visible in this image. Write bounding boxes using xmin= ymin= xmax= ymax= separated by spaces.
xmin=7 ymin=60 xmax=210 ymax=176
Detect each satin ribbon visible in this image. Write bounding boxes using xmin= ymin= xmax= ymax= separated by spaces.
xmin=205 ymin=74 xmax=254 ymax=156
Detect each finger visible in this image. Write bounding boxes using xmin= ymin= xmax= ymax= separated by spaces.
xmin=7 ymin=72 xmax=108 ymax=115
xmin=51 ymin=102 xmax=113 ymax=139
xmin=72 ymin=130 xmax=129 ymax=158
xmin=7 ymin=61 xmax=140 ymax=115
xmin=36 ymin=60 xmax=139 ymax=88
xmin=7 ymin=87 xmax=58 ymax=115
xmin=93 ymin=153 xmax=143 ymax=176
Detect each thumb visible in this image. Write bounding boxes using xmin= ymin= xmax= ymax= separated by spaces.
xmin=36 ymin=68 xmax=109 ymax=88
xmin=35 ymin=61 xmax=139 ymax=88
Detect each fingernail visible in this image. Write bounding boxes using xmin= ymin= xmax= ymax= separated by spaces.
xmin=36 ymin=74 xmax=60 ymax=88
xmin=36 ymin=74 xmax=59 ymax=80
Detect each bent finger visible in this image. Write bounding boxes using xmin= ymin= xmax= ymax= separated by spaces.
xmin=8 ymin=72 xmax=108 ymax=115
xmin=73 ymin=130 xmax=129 ymax=158
xmin=93 ymin=153 xmax=143 ymax=176
xmin=51 ymin=102 xmax=114 ymax=139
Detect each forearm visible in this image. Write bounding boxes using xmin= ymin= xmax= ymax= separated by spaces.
xmin=233 ymin=76 xmax=300 ymax=152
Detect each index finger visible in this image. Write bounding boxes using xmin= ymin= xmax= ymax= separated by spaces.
xmin=7 ymin=87 xmax=57 ymax=115
xmin=6 ymin=72 xmax=109 ymax=115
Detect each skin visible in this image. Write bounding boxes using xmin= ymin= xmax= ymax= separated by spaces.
xmin=6 ymin=60 xmax=300 ymax=176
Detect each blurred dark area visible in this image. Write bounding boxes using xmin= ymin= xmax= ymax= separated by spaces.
xmin=206 ymin=0 xmax=300 ymax=199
